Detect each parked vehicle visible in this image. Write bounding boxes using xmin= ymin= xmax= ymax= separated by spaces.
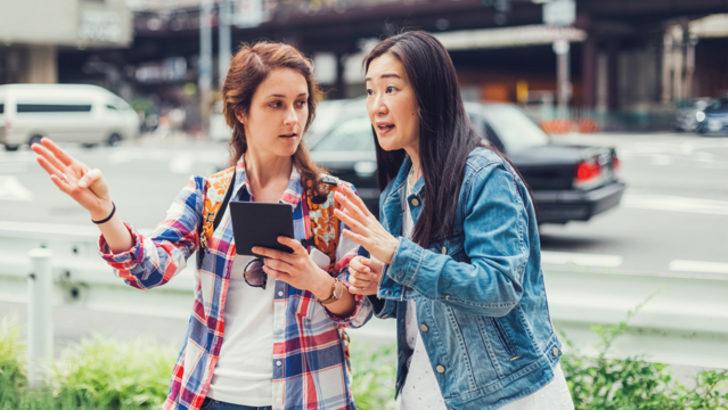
xmin=0 ymin=84 xmax=139 ymax=151
xmin=674 ymin=97 xmax=712 ymax=132
xmin=695 ymin=97 xmax=728 ymax=135
xmin=310 ymin=102 xmax=626 ymax=224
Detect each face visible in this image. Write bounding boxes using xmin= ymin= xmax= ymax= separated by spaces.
xmin=365 ymin=52 xmax=420 ymax=152
xmin=236 ymin=68 xmax=309 ymax=158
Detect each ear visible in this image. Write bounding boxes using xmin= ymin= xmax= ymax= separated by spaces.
xmin=234 ymin=108 xmax=246 ymax=125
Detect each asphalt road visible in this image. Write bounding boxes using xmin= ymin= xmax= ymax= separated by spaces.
xmin=1 ymin=131 xmax=727 ymax=352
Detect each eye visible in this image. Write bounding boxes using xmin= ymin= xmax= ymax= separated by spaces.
xmin=365 ymin=88 xmax=374 ymax=96
xmin=295 ymin=100 xmax=306 ymax=109
xmin=386 ymin=86 xmax=397 ymax=93
xmin=268 ymin=100 xmax=282 ymax=109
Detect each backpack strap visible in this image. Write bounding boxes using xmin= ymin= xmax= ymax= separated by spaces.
xmin=303 ymin=174 xmax=343 ymax=270
xmin=198 ymin=167 xmax=344 ymax=273
xmin=199 ymin=166 xmax=236 ymax=251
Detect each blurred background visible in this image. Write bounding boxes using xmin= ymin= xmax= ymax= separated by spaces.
xmin=1 ymin=1 xmax=728 ymax=408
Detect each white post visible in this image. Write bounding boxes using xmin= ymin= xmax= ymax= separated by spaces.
xmin=218 ymin=0 xmax=232 ymax=86
xmin=27 ymin=248 xmax=53 ymax=388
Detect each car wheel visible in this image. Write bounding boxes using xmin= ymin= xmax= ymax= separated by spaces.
xmin=4 ymin=144 xmax=19 ymax=152
xmin=107 ymin=133 xmax=122 ymax=146
xmin=28 ymin=134 xmax=43 ymax=147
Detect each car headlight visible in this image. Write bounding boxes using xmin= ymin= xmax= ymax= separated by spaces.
xmin=696 ymin=111 xmax=706 ymax=122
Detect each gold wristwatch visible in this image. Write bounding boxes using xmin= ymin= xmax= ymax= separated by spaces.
xmin=318 ymin=278 xmax=344 ymax=305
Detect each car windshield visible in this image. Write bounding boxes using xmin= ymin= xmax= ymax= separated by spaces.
xmin=705 ymin=98 xmax=728 ymax=113
xmin=312 ymin=117 xmax=374 ymax=153
xmin=481 ymin=105 xmax=549 ymax=152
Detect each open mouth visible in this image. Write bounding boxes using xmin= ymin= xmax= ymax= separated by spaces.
xmin=376 ymin=122 xmax=395 ymax=135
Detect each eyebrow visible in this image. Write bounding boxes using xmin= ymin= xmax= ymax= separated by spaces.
xmin=268 ymin=93 xmax=308 ymax=98
xmin=364 ymin=73 xmax=402 ymax=82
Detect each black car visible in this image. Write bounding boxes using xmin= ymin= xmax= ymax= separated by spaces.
xmin=696 ymin=97 xmax=728 ymax=135
xmin=310 ymin=102 xmax=625 ymax=225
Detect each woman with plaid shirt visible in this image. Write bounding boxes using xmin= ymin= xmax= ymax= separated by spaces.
xmin=32 ymin=42 xmax=372 ymax=410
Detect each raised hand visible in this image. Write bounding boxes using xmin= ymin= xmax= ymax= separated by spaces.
xmin=348 ymin=256 xmax=383 ymax=296
xmin=334 ymin=184 xmax=399 ymax=264
xmin=31 ymin=137 xmax=113 ymax=220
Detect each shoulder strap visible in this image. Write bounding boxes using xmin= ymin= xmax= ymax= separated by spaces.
xmin=199 ymin=166 xmax=236 ymax=250
xmin=199 ymin=168 xmax=344 ymax=272
xmin=303 ymin=174 xmax=343 ymax=269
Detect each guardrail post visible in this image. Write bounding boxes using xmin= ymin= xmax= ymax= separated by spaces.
xmin=27 ymin=248 xmax=53 ymax=388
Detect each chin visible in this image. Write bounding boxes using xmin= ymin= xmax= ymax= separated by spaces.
xmin=376 ymin=136 xmax=402 ymax=152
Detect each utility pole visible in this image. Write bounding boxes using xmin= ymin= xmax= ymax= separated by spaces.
xmin=199 ymin=0 xmax=213 ymax=137
xmin=218 ymin=0 xmax=232 ymax=86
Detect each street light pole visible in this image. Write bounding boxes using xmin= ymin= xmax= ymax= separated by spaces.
xmin=218 ymin=0 xmax=232 ymax=86
xmin=553 ymin=38 xmax=572 ymax=118
xmin=199 ymin=0 xmax=213 ymax=137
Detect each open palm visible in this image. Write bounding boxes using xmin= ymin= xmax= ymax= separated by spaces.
xmin=31 ymin=138 xmax=112 ymax=217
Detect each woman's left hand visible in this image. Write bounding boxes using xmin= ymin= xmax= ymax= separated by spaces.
xmin=334 ymin=184 xmax=399 ymax=264
xmin=252 ymin=237 xmax=332 ymax=299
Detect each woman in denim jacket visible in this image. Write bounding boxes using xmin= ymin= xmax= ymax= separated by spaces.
xmin=334 ymin=31 xmax=573 ymax=410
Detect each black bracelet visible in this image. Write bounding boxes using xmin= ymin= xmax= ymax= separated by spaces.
xmin=91 ymin=202 xmax=116 ymax=224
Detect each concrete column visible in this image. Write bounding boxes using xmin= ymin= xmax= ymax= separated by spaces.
xmin=582 ymin=36 xmax=597 ymax=109
xmin=24 ymin=45 xmax=57 ymax=83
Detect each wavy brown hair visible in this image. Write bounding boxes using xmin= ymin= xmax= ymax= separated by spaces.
xmin=221 ymin=41 xmax=322 ymax=182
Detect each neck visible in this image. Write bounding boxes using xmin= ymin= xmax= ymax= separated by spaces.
xmin=404 ymin=145 xmax=422 ymax=181
xmin=244 ymin=149 xmax=293 ymax=188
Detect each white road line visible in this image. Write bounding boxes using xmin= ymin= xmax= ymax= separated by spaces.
xmin=623 ymin=193 xmax=728 ymax=216
xmin=0 ymin=176 xmax=33 ymax=201
xmin=541 ymin=250 xmax=623 ymax=268
xmin=669 ymin=260 xmax=728 ymax=276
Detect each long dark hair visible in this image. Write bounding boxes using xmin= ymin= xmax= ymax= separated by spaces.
xmin=364 ymin=31 xmax=482 ymax=247
xmin=221 ymin=41 xmax=322 ymax=182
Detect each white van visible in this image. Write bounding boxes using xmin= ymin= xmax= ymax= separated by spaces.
xmin=0 ymin=84 xmax=140 ymax=151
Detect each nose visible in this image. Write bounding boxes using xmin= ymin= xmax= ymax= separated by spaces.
xmin=370 ymin=94 xmax=389 ymax=117
xmin=283 ymin=105 xmax=298 ymax=127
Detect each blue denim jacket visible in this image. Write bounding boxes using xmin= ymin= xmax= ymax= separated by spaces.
xmin=370 ymin=147 xmax=562 ymax=409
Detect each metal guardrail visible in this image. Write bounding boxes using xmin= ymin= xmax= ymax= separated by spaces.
xmin=1 ymin=220 xmax=727 ymax=369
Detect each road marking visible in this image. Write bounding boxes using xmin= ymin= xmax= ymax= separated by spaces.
xmin=623 ymin=193 xmax=728 ymax=216
xmin=0 ymin=176 xmax=33 ymax=201
xmin=669 ymin=260 xmax=728 ymax=276
xmin=541 ymin=250 xmax=623 ymax=268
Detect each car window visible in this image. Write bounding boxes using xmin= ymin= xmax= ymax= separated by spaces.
xmin=705 ymin=98 xmax=727 ymax=112
xmin=312 ymin=117 xmax=375 ymax=153
xmin=480 ymin=105 xmax=549 ymax=152
xmin=16 ymin=103 xmax=92 ymax=113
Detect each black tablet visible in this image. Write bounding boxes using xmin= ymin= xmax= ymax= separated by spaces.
xmin=229 ymin=201 xmax=295 ymax=256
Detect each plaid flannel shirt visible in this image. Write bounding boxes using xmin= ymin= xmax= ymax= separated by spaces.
xmin=99 ymin=159 xmax=372 ymax=409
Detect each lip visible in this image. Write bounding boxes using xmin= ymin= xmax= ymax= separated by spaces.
xmin=374 ymin=121 xmax=395 ymax=136
xmin=278 ymin=132 xmax=299 ymax=139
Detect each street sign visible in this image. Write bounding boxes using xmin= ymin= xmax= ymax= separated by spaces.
xmin=543 ymin=0 xmax=576 ymax=27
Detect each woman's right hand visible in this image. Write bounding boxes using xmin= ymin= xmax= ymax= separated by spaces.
xmin=348 ymin=256 xmax=384 ymax=296
xmin=31 ymin=137 xmax=113 ymax=220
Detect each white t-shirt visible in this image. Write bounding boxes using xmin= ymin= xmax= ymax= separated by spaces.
xmin=207 ymin=254 xmax=275 ymax=406
xmin=399 ymin=180 xmax=448 ymax=410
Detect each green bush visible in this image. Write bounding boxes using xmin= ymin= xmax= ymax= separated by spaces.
xmin=0 ymin=318 xmax=27 ymax=408
xmin=560 ymin=306 xmax=728 ymax=410
xmin=1 ymin=316 xmax=726 ymax=409
xmin=351 ymin=343 xmax=396 ymax=410
xmin=53 ymin=337 xmax=175 ymax=409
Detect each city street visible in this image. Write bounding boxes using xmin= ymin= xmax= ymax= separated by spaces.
xmin=1 ymin=130 xmax=727 ymax=352
xmin=2 ymin=131 xmax=727 ymax=276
